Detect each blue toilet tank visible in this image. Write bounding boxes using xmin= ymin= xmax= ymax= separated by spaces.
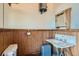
xmin=41 ymin=43 xmax=52 ymax=56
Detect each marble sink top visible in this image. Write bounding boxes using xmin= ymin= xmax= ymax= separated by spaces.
xmin=46 ymin=39 xmax=75 ymax=48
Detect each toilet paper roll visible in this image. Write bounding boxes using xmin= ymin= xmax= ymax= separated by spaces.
xmin=27 ymin=32 xmax=31 ymax=36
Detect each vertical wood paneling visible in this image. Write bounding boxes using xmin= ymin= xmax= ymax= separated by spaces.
xmin=0 ymin=31 xmax=4 ymax=55
xmin=0 ymin=29 xmax=79 ymax=56
xmin=3 ymin=30 xmax=14 ymax=50
xmin=75 ymin=32 xmax=79 ymax=55
xmin=1 ymin=29 xmax=79 ymax=56
xmin=30 ymin=31 xmax=42 ymax=53
xmin=0 ymin=29 xmax=54 ymax=56
xmin=41 ymin=31 xmax=50 ymax=44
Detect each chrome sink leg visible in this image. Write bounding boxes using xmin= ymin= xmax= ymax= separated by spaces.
xmin=56 ymin=48 xmax=60 ymax=56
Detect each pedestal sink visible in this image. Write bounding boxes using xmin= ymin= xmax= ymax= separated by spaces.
xmin=46 ymin=39 xmax=75 ymax=48
xmin=46 ymin=34 xmax=76 ymax=56
xmin=46 ymin=39 xmax=76 ymax=56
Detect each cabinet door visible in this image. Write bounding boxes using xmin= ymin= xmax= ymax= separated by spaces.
xmin=0 ymin=3 xmax=3 ymax=28
xmin=71 ymin=4 xmax=79 ymax=29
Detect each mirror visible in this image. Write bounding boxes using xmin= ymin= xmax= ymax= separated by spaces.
xmin=55 ymin=8 xmax=71 ymax=29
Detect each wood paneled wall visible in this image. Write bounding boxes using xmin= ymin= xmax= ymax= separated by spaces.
xmin=0 ymin=29 xmax=79 ymax=56
xmin=0 ymin=30 xmax=4 ymax=55
xmin=0 ymin=30 xmax=15 ymax=55
xmin=0 ymin=29 xmax=53 ymax=56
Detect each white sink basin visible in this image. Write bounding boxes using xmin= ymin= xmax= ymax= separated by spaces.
xmin=46 ymin=39 xmax=75 ymax=48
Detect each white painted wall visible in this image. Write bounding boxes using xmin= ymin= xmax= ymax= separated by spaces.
xmin=71 ymin=3 xmax=79 ymax=29
xmin=1 ymin=3 xmax=79 ymax=29
xmin=0 ymin=3 xmax=3 ymax=28
xmin=4 ymin=3 xmax=55 ymax=29
xmin=54 ymin=3 xmax=72 ymax=15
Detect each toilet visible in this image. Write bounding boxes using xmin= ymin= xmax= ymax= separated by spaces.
xmin=40 ymin=43 xmax=52 ymax=56
xmin=1 ymin=44 xmax=18 ymax=56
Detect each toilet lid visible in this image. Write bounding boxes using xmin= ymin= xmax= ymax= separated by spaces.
xmin=2 ymin=44 xmax=18 ymax=55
